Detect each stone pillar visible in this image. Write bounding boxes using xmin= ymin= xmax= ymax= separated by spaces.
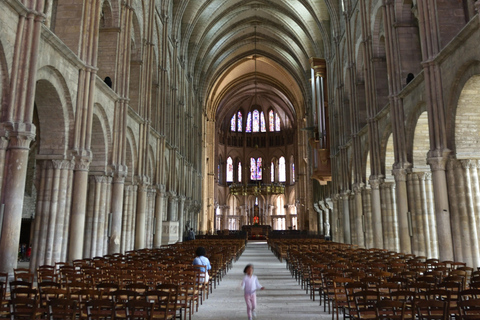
xmin=381 ymin=182 xmax=398 ymax=252
xmin=408 ymin=172 xmax=426 ymax=256
xmin=342 ymin=191 xmax=351 ymax=244
xmin=68 ymin=158 xmax=90 ymax=262
xmin=109 ymin=170 xmax=126 ymax=254
xmin=325 ymin=199 xmax=333 ymax=240
xmin=135 ymin=183 xmax=148 ymax=250
xmin=121 ymin=185 xmax=131 ymax=253
xmin=167 ymin=192 xmax=177 ymax=221
xmin=178 ymin=196 xmax=186 ymax=241
xmin=393 ymin=168 xmax=412 ymax=254
xmin=428 ymin=156 xmax=454 ymax=261
xmin=332 ymin=196 xmax=340 ymax=242
xmin=352 ymin=184 xmax=365 ymax=247
xmin=153 ymin=185 xmax=166 ymax=248
xmin=361 ymin=188 xmax=373 ymax=248
xmin=369 ymin=178 xmax=384 ymax=249
xmin=313 ymin=203 xmax=323 ymax=235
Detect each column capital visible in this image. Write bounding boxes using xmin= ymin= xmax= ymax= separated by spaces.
xmin=52 ymin=159 xmax=75 ymax=170
xmin=74 ymin=157 xmax=91 ymax=171
xmin=3 ymin=121 xmax=36 ymax=150
xmin=427 ymin=149 xmax=451 ymax=171
xmin=369 ymin=178 xmax=382 ymax=190
xmin=392 ymin=168 xmax=409 ymax=181
xmin=352 ymin=183 xmax=365 ymax=193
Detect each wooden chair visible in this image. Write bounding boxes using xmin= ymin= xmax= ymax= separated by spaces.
xmin=47 ymin=297 xmax=77 ymax=320
xmin=9 ymin=296 xmax=42 ymax=319
xmin=332 ymin=277 xmax=354 ymax=320
xmin=156 ymin=284 xmax=179 ymax=320
xmin=125 ymin=300 xmax=154 ymax=320
xmin=353 ymin=290 xmax=380 ymax=320
xmin=414 ymin=299 xmax=448 ymax=320
xmin=110 ymin=289 xmax=139 ymax=319
xmin=86 ymin=299 xmax=115 ymax=320
xmin=375 ymin=300 xmax=406 ymax=320
xmin=14 ymin=268 xmax=34 ymax=283
xmin=458 ymin=298 xmax=480 ymax=320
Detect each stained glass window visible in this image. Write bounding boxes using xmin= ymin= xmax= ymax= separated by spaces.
xmin=257 ymin=157 xmax=262 ymax=180
xmin=275 ymin=113 xmax=281 ymax=131
xmin=246 ymin=112 xmax=252 ymax=132
xmin=237 ymin=111 xmax=242 ymax=132
xmin=253 ymin=110 xmax=260 ymax=132
xmin=292 ymin=162 xmax=295 ymax=183
xmin=260 ymin=112 xmax=266 ymax=132
xmin=226 ymin=157 xmax=233 ymax=182
xmin=250 ymin=158 xmax=256 ymax=180
xmin=279 ymin=156 xmax=286 ymax=182
xmin=269 ymin=110 xmax=274 ymax=131
xmin=271 ymin=161 xmax=274 ymax=182
xmin=238 ymin=162 xmax=242 ymax=182
xmin=230 ymin=114 xmax=236 ymax=131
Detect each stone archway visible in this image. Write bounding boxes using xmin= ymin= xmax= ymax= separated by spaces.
xmin=448 ymin=74 xmax=480 ymax=268
xmin=30 ymin=76 xmax=73 ymax=271
xmin=409 ymin=111 xmax=437 ymax=258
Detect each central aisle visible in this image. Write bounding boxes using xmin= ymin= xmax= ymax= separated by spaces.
xmin=192 ymin=241 xmax=331 ymax=320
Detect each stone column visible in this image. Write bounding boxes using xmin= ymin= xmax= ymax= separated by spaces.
xmin=361 ymin=188 xmax=373 ymax=248
xmin=121 ymin=185 xmax=131 ymax=253
xmin=178 ymin=196 xmax=186 ymax=241
xmin=409 ymin=172 xmax=426 ymax=256
xmin=369 ymin=178 xmax=384 ymax=249
xmin=393 ymin=168 xmax=412 ymax=254
xmin=381 ymin=182 xmax=398 ymax=252
xmin=449 ymin=160 xmax=478 ymax=267
xmin=428 ymin=156 xmax=454 ymax=261
xmin=135 ymin=182 xmax=148 ymax=250
xmin=352 ymin=184 xmax=365 ymax=247
xmin=342 ymin=191 xmax=352 ymax=244
xmin=0 ymin=135 xmax=8 ymax=225
xmin=331 ymin=196 xmax=340 ymax=242
xmin=109 ymin=169 xmax=126 ymax=254
xmin=68 ymin=157 xmax=90 ymax=262
xmin=313 ymin=203 xmax=323 ymax=235
xmin=325 ymin=199 xmax=333 ymax=240
xmin=153 ymin=185 xmax=166 ymax=248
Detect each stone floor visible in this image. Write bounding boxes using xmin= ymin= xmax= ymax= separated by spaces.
xmin=192 ymin=241 xmax=332 ymax=320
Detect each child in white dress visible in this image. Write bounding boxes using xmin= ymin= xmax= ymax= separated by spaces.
xmin=241 ymin=264 xmax=265 ymax=320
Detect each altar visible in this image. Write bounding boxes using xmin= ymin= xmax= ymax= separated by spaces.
xmin=242 ymin=224 xmax=272 ymax=240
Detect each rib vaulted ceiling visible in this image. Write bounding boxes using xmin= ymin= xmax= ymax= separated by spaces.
xmin=173 ymin=0 xmax=333 ymax=122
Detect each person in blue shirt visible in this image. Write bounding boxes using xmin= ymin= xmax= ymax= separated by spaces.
xmin=192 ymin=246 xmax=212 ymax=283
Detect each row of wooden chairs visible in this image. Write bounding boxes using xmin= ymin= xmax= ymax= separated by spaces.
xmin=0 ymin=239 xmax=245 ymax=319
xmin=268 ymin=238 xmax=480 ymax=319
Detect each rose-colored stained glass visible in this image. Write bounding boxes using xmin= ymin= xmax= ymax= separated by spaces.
xmin=271 ymin=161 xmax=274 ymax=182
xmin=275 ymin=113 xmax=281 ymax=131
xmin=238 ymin=162 xmax=242 ymax=182
xmin=260 ymin=112 xmax=266 ymax=132
xmin=269 ymin=110 xmax=274 ymax=131
xmin=226 ymin=157 xmax=233 ymax=182
xmin=230 ymin=114 xmax=236 ymax=131
xmin=279 ymin=156 xmax=286 ymax=182
xmin=257 ymin=157 xmax=262 ymax=180
xmin=246 ymin=112 xmax=252 ymax=132
xmin=253 ymin=110 xmax=259 ymax=132
xmin=237 ymin=111 xmax=242 ymax=132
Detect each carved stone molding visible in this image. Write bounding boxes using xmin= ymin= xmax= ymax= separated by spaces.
xmin=392 ymin=168 xmax=408 ymax=182
xmin=52 ymin=159 xmax=75 ymax=170
xmin=74 ymin=157 xmax=91 ymax=171
xmin=369 ymin=179 xmax=381 ymax=190
xmin=352 ymin=183 xmax=365 ymax=193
